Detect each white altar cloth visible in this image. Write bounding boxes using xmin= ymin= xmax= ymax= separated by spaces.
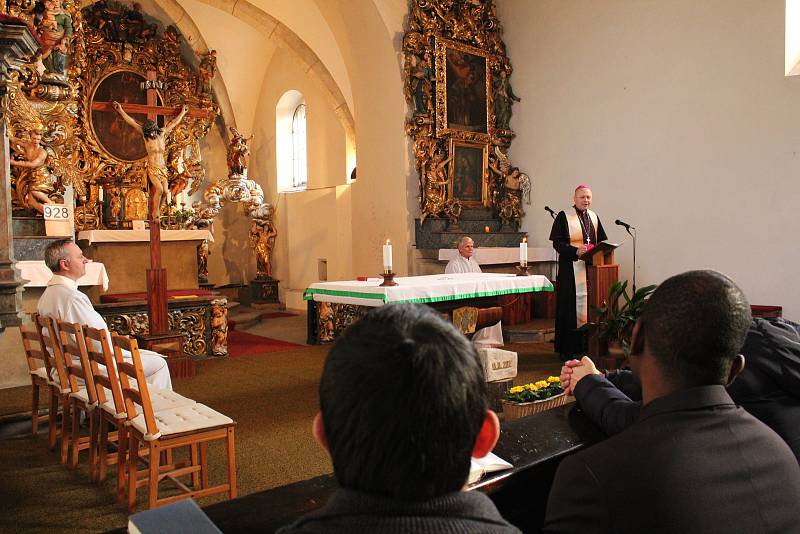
xmin=76 ymin=229 xmax=214 ymax=244
xmin=304 ymin=272 xmax=553 ymax=307
xmin=17 ymin=260 xmax=109 ymax=290
xmin=438 ymin=247 xmax=557 ymax=265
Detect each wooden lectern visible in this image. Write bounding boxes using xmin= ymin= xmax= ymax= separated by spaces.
xmin=580 ymin=242 xmax=619 ymax=360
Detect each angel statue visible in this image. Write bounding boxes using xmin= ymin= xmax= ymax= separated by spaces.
xmin=419 ymin=150 xmax=453 ymax=224
xmin=10 ymin=124 xmax=57 ymax=214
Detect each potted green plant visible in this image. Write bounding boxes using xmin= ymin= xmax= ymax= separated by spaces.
xmin=501 ymin=376 xmax=568 ymax=421
xmin=596 ymin=280 xmax=656 ymax=360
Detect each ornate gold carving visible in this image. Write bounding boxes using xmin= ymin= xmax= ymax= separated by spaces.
xmin=101 ymin=306 xmax=215 ymax=358
xmin=403 ymin=0 xmax=529 ymax=228
xmin=316 ymin=302 xmax=369 ymax=344
xmin=4 ymin=0 xmax=218 ymax=229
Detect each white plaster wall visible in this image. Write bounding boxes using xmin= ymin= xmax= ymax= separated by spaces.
xmin=251 ymin=50 xmax=351 ymax=307
xmin=500 ymin=0 xmax=800 ymax=320
xmin=314 ymin=0 xmax=412 ymax=277
xmin=177 ymin=0 xmax=273 ymax=135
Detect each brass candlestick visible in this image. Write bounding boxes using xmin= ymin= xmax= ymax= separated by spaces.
xmin=516 ymin=263 xmax=530 ymax=276
xmin=380 ymin=271 xmax=398 ymax=287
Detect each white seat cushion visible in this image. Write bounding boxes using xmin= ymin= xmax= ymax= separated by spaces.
xmin=102 ymin=387 xmax=195 ymax=419
xmin=69 ymin=388 xmax=96 ymax=410
xmin=30 ymin=367 xmax=48 ymax=380
xmin=130 ymin=403 xmax=233 ymax=441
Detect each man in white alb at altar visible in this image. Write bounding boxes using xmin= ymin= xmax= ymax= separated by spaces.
xmin=444 ymin=236 xmax=503 ymax=346
xmin=445 ymin=236 xmax=482 ymax=274
xmin=37 ymin=239 xmax=173 ymax=390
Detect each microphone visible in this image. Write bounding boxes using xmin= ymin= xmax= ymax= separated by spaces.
xmin=615 ymin=219 xmax=635 ymax=230
xmin=544 ymin=206 xmax=556 ymax=219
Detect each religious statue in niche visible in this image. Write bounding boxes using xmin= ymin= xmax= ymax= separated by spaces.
xmin=112 ymin=101 xmax=189 ymax=220
xmin=489 ymin=146 xmax=531 ymax=228
xmin=108 ymin=189 xmax=122 ymax=224
xmin=33 ymin=0 xmax=73 ymax=79
xmin=493 ymin=69 xmax=520 ymax=132
xmin=198 ymin=49 xmax=217 ymax=94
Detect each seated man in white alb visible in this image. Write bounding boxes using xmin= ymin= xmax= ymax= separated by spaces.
xmin=444 ymin=236 xmax=502 ymax=346
xmin=38 ymin=239 xmax=173 ymax=390
xmin=445 ymin=236 xmax=482 ymax=274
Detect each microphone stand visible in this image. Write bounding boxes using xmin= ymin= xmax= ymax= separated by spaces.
xmin=625 ymin=226 xmax=636 ymax=293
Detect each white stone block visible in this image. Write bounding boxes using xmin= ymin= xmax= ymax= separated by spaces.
xmin=477 ymin=348 xmax=518 ymax=382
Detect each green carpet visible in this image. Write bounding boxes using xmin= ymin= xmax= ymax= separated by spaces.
xmin=0 ymin=342 xmax=561 ymax=533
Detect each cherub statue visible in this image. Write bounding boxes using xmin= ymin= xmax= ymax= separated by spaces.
xmin=10 ymin=124 xmax=56 ymax=213
xmin=113 ymin=101 xmax=189 ymax=220
xmin=227 ymin=126 xmax=252 ymax=177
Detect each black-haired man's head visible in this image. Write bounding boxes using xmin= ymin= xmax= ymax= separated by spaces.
xmin=142 ymin=119 xmax=162 ymax=139
xmin=632 ymin=270 xmax=751 ymax=390
xmin=314 ymin=303 xmax=498 ymax=501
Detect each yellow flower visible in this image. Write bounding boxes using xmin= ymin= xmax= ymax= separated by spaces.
xmin=548 ymin=376 xmax=560 ymax=383
xmin=525 ymin=383 xmax=539 ymax=391
xmin=509 ymin=386 xmax=524 ymax=394
xmin=535 ymin=380 xmax=549 ymax=389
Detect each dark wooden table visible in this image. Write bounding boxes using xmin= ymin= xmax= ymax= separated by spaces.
xmin=200 ymin=405 xmax=604 ymax=533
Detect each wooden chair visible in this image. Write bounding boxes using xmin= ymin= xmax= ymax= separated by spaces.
xmin=113 ymin=334 xmax=237 ymax=512
xmin=19 ymin=320 xmax=52 ymax=435
xmin=83 ymin=325 xmax=126 ymax=496
xmin=56 ymin=320 xmax=99 ymax=479
xmin=34 ymin=314 xmax=72 ymax=463
xmin=84 ymin=326 xmax=195 ymax=503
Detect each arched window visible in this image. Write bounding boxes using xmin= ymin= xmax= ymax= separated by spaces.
xmin=276 ymin=90 xmax=307 ymax=192
xmin=291 ymin=104 xmax=307 ymax=188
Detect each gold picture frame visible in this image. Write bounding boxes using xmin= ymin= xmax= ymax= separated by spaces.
xmin=449 ymin=138 xmax=489 ymax=208
xmin=435 ymin=37 xmax=494 ymax=142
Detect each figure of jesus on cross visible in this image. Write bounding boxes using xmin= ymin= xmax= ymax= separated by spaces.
xmin=112 ymin=100 xmax=188 ymax=221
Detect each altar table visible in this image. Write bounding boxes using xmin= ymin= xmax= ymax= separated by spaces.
xmin=76 ymin=229 xmax=213 ymax=294
xmin=16 ymin=260 xmax=109 ymax=290
xmin=304 ymin=273 xmax=553 ymax=343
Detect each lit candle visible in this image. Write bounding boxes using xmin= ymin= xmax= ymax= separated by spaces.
xmin=383 ymin=239 xmax=393 ymax=273
xmin=484 ymin=225 xmax=490 ymax=233
xmin=520 ymin=237 xmax=527 ymax=267
xmin=167 ymin=191 xmax=173 ymax=205
xmin=98 ymin=187 xmax=104 ymax=202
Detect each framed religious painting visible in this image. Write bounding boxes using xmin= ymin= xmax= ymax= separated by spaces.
xmin=435 ymin=37 xmax=494 ymax=142
xmin=448 ymin=139 xmax=489 ymax=208
xmin=89 ymin=68 xmax=165 ymax=163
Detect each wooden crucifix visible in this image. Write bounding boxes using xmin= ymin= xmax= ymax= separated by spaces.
xmin=91 ymin=70 xmax=209 ymax=338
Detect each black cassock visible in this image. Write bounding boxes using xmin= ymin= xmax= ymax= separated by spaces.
xmin=549 ymin=208 xmax=607 ymax=357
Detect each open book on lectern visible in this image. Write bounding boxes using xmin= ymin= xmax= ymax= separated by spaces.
xmin=578 ymin=241 xmax=620 ymax=261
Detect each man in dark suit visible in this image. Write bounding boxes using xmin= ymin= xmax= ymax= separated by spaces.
xmin=543 ymin=270 xmax=800 ymax=533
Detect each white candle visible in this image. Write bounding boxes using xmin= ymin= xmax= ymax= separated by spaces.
xmin=98 ymin=187 xmax=104 ymax=202
xmin=167 ymin=191 xmax=173 ymax=205
xmin=520 ymin=238 xmax=527 ymax=266
xmin=383 ymin=239 xmax=393 ymax=272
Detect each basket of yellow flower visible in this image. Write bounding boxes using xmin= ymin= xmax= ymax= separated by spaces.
xmin=501 ymin=376 xmax=568 ymax=421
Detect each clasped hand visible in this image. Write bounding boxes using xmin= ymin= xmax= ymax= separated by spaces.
xmin=560 ymin=356 xmax=601 ymax=395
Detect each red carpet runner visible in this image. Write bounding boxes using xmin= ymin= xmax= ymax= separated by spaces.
xmin=227 ymin=330 xmax=305 ymax=358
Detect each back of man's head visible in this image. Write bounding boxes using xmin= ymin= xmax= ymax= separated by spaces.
xmin=44 ymin=238 xmax=73 ymax=274
xmin=319 ymin=303 xmax=487 ymax=500
xmin=638 ymin=270 xmax=751 ymax=388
